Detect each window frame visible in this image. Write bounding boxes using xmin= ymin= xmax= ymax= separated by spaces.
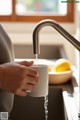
xmin=0 ymin=0 xmax=74 ymax=22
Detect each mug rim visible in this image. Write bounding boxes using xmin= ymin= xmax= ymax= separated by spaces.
xmin=32 ymin=64 xmax=48 ymax=67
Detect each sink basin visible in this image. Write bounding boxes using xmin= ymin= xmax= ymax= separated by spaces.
xmin=10 ymin=88 xmax=65 ymax=120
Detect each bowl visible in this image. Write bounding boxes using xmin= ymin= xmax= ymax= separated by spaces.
xmin=49 ymin=66 xmax=75 ymax=84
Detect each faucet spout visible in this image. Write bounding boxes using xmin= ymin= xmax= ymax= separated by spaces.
xmin=33 ymin=19 xmax=80 ymax=54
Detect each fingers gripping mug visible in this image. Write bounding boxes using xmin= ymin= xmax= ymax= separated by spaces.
xmin=28 ymin=64 xmax=49 ymax=97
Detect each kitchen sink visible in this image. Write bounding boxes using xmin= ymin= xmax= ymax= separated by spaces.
xmin=10 ymin=88 xmax=65 ymax=120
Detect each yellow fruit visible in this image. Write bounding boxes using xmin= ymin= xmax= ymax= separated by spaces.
xmin=55 ymin=59 xmax=71 ymax=72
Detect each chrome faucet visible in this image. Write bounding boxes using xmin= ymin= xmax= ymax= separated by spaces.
xmin=33 ymin=19 xmax=80 ymax=54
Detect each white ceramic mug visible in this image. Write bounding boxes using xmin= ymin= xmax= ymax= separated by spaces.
xmin=28 ymin=64 xmax=49 ymax=97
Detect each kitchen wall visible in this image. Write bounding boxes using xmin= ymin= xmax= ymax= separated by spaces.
xmin=0 ymin=5 xmax=79 ymax=67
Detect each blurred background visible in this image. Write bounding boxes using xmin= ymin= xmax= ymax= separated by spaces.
xmin=0 ymin=0 xmax=80 ymax=68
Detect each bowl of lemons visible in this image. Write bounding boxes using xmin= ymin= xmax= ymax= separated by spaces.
xmin=48 ymin=58 xmax=75 ymax=84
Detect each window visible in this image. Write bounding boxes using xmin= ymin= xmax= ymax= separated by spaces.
xmin=0 ymin=0 xmax=74 ymax=22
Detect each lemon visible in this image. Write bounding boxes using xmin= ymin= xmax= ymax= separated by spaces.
xmin=55 ymin=58 xmax=71 ymax=72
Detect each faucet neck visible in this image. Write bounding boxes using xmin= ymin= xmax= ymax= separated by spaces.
xmin=33 ymin=19 xmax=80 ymax=54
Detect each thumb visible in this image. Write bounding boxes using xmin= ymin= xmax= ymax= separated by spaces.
xmin=17 ymin=61 xmax=34 ymax=66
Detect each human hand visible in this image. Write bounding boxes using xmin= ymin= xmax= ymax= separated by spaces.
xmin=0 ymin=61 xmax=39 ymax=96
